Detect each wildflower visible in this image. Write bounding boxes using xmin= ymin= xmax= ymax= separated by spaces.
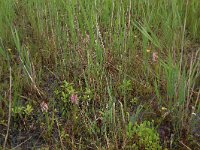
xmin=161 ymin=107 xmax=167 ymax=111
xmin=7 ymin=48 xmax=12 ymax=52
xmin=40 ymin=101 xmax=48 ymax=112
xmin=146 ymin=49 xmax=151 ymax=53
xmin=152 ymin=52 xmax=158 ymax=62
xmin=70 ymin=94 xmax=78 ymax=105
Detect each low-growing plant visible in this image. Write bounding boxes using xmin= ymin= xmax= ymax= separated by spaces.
xmin=54 ymin=80 xmax=78 ymax=116
xmin=12 ymin=103 xmax=33 ymax=120
xmin=126 ymin=120 xmax=162 ymax=150
xmin=82 ymin=88 xmax=93 ymax=102
xmin=118 ymin=79 xmax=132 ymax=94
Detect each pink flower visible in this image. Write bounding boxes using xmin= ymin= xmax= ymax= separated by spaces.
xmin=70 ymin=94 xmax=78 ymax=105
xmin=152 ymin=52 xmax=158 ymax=62
xmin=40 ymin=101 xmax=48 ymax=112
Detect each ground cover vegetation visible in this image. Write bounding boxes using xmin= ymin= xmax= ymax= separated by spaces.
xmin=0 ymin=0 xmax=200 ymax=149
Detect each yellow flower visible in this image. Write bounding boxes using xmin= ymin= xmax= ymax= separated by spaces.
xmin=146 ymin=49 xmax=151 ymax=53
xmin=7 ymin=48 xmax=12 ymax=52
xmin=161 ymin=107 xmax=167 ymax=111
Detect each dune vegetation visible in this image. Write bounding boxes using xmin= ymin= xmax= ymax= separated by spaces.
xmin=0 ymin=0 xmax=200 ymax=149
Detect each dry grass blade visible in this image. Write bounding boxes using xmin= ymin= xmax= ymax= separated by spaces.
xmin=3 ymin=67 xmax=12 ymax=150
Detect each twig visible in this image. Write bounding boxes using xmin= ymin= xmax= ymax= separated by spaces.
xmin=11 ymin=136 xmax=32 ymax=150
xmin=18 ymin=55 xmax=44 ymax=98
xmin=3 ymin=67 xmax=12 ymax=149
xmin=179 ymin=141 xmax=192 ymax=150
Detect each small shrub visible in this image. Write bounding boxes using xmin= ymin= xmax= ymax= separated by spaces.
xmin=126 ymin=120 xmax=162 ymax=150
xmin=54 ymin=80 xmax=78 ymax=116
xmin=12 ymin=104 xmax=33 ymax=119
